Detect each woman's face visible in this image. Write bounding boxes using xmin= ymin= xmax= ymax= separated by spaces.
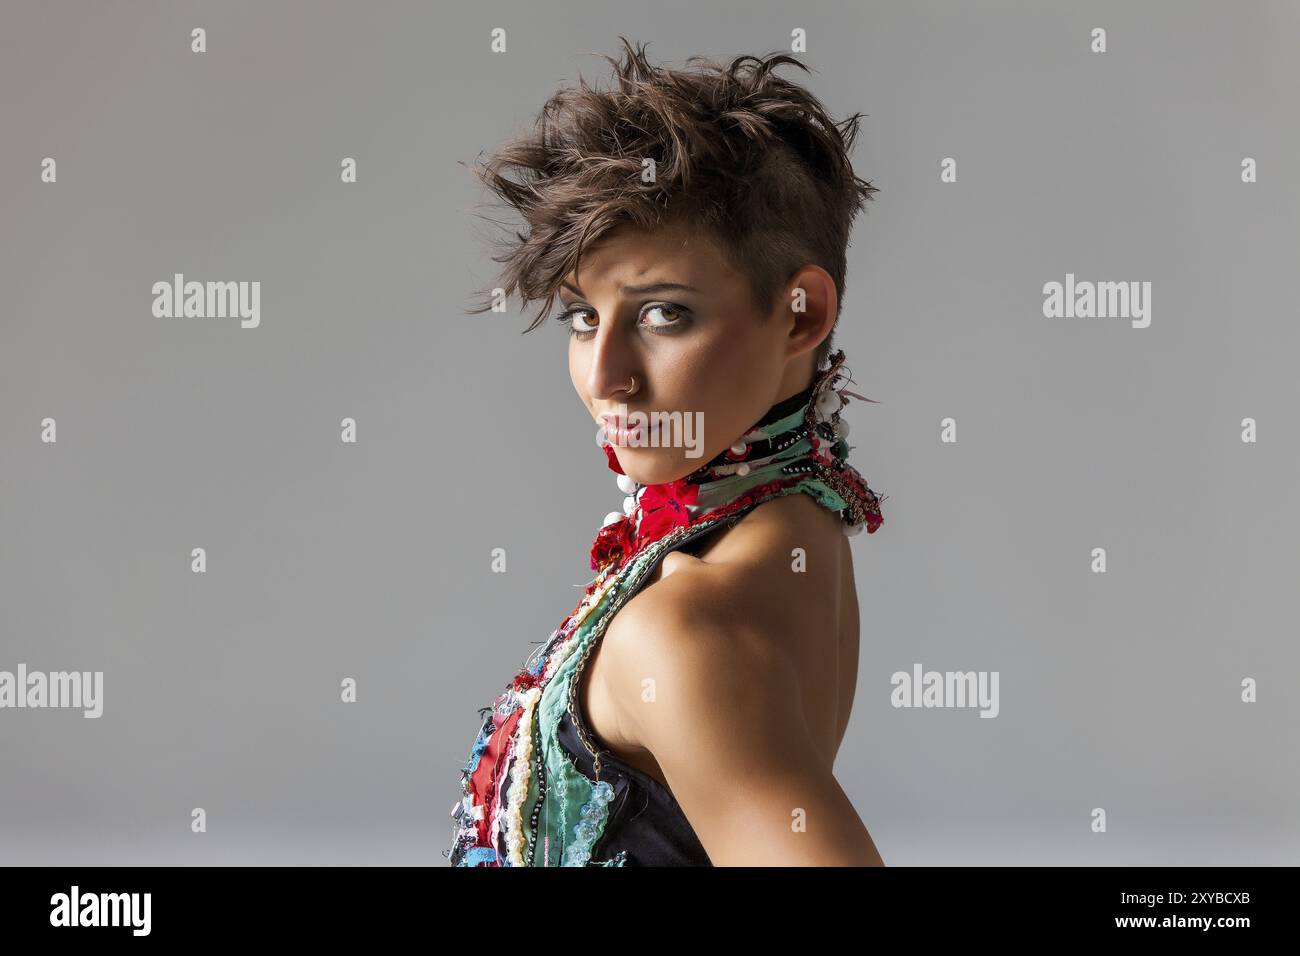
xmin=559 ymin=221 xmax=833 ymax=485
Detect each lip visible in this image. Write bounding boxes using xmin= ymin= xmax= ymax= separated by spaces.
xmin=600 ymin=413 xmax=658 ymax=446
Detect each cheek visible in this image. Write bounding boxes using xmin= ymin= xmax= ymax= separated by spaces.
xmin=694 ymin=322 xmax=773 ymax=393
xmin=664 ymin=332 xmax=774 ymax=443
xmin=568 ymin=344 xmax=589 ymax=407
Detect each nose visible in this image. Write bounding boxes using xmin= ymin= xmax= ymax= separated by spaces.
xmin=584 ymin=319 xmax=642 ymax=403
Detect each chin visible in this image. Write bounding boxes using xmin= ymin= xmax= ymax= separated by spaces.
xmin=610 ymin=445 xmax=705 ymax=486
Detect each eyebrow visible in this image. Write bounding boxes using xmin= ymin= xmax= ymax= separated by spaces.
xmin=560 ymin=280 xmax=701 ymax=298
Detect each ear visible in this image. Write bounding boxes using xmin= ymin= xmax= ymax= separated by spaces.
xmin=780 ymin=265 xmax=837 ymax=363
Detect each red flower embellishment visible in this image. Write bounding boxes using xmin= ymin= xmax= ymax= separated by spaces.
xmin=588 ymin=477 xmax=702 ymax=571
xmin=590 ymin=515 xmax=635 ymax=571
xmin=632 ymin=478 xmax=699 ymax=551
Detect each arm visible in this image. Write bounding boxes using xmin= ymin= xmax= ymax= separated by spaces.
xmin=603 ymin=581 xmax=885 ymax=866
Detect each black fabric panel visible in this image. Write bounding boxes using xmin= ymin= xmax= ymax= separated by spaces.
xmin=556 ymin=706 xmax=712 ymax=867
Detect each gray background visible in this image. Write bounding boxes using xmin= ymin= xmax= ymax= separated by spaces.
xmin=2 ymin=0 xmax=1297 ymax=865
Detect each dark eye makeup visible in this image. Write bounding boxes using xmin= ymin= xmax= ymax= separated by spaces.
xmin=552 ymin=301 xmax=693 ymax=338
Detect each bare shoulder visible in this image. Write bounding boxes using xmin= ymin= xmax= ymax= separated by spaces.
xmin=596 ymin=554 xmax=808 ymax=811
xmin=599 ymin=492 xmax=847 ymax=750
xmin=602 ymin=550 xmax=795 ymax=721
xmin=593 ymin=503 xmax=882 ymax=865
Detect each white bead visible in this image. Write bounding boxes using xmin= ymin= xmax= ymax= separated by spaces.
xmin=602 ymin=511 xmax=624 ymax=527
xmin=623 ymin=495 xmax=637 ymax=515
xmin=616 ymin=474 xmax=637 ymax=494
xmin=816 ymin=390 xmax=840 ymax=420
xmin=836 ymin=419 xmax=851 ymax=440
xmin=729 ymin=441 xmax=747 ymax=455
xmin=736 ymin=463 xmax=750 ymax=477
xmin=844 ymin=521 xmax=864 ymax=537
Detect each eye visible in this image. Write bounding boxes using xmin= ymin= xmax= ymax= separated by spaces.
xmin=554 ymin=301 xmax=691 ymax=339
xmin=640 ymin=302 xmax=691 ymax=333
xmin=554 ymin=306 xmax=598 ymax=337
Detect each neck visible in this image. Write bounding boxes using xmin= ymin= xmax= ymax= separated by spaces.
xmin=772 ymin=350 xmax=818 ymax=410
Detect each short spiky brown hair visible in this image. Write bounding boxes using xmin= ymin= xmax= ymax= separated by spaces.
xmin=466 ymin=36 xmax=878 ymax=370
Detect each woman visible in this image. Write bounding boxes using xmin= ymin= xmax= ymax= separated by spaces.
xmin=447 ymin=38 xmax=887 ymax=866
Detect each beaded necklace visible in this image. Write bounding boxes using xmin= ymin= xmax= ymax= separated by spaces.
xmin=445 ymin=349 xmax=885 ymax=866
